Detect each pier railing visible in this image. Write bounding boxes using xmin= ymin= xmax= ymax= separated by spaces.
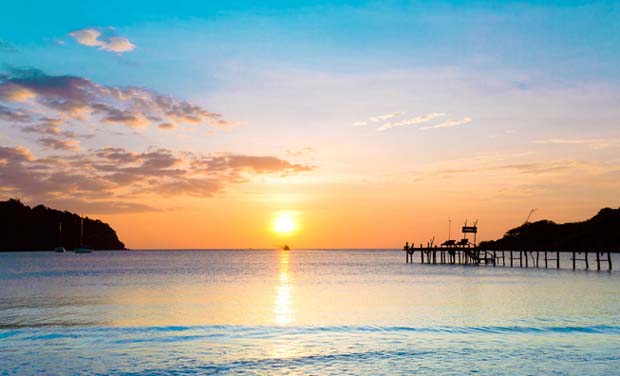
xmin=404 ymin=247 xmax=614 ymax=271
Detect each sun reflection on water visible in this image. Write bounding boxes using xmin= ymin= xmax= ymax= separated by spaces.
xmin=274 ymin=251 xmax=294 ymax=325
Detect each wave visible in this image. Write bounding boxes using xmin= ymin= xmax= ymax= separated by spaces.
xmin=3 ymin=323 xmax=620 ymax=342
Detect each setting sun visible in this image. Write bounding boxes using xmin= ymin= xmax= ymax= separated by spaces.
xmin=272 ymin=212 xmax=297 ymax=235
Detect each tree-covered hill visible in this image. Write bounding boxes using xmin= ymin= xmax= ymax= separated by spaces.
xmin=479 ymin=208 xmax=620 ymax=250
xmin=0 ymin=199 xmax=126 ymax=251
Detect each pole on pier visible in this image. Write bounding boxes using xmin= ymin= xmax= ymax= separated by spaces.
xmin=520 ymin=251 xmax=523 ymax=267
xmin=596 ymin=252 xmax=601 ymax=271
xmin=608 ymin=252 xmax=612 ymax=271
xmin=557 ymin=251 xmax=560 ymax=269
xmin=572 ymin=251 xmax=576 ymax=270
xmin=525 ymin=251 xmax=529 ymax=268
xmin=585 ymin=251 xmax=589 ymax=270
xmin=544 ymin=250 xmax=548 ymax=268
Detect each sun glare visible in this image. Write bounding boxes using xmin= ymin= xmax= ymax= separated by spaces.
xmin=272 ymin=212 xmax=297 ymax=235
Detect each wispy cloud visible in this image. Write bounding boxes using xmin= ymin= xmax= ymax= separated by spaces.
xmin=376 ymin=112 xmax=446 ymax=131
xmin=352 ymin=111 xmax=470 ymax=132
xmin=419 ymin=117 xmax=472 ymax=130
xmin=286 ymin=147 xmax=316 ymax=157
xmin=433 ymin=160 xmax=589 ymax=177
xmin=69 ymin=28 xmax=135 ymax=53
xmin=352 ymin=112 xmax=404 ymax=126
xmin=534 ymin=138 xmax=620 ymax=150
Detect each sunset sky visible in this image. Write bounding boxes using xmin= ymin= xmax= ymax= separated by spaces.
xmin=1 ymin=1 xmax=619 ymax=248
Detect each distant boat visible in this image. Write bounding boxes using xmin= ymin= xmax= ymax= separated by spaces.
xmin=74 ymin=217 xmax=93 ymax=254
xmin=282 ymin=244 xmax=290 ymax=251
xmin=54 ymin=246 xmax=66 ymax=253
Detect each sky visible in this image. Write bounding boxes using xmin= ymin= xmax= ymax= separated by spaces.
xmin=1 ymin=1 xmax=619 ymax=248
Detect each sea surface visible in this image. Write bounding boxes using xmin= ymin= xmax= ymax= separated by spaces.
xmin=1 ymin=250 xmax=619 ymax=375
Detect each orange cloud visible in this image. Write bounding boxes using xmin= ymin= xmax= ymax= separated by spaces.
xmin=0 ymin=146 xmax=315 ymax=213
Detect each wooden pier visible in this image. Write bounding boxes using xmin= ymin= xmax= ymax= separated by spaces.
xmin=404 ymin=246 xmax=614 ymax=271
xmin=404 ymin=218 xmax=615 ymax=271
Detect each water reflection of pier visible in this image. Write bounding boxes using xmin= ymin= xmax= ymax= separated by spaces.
xmin=274 ymin=251 xmax=294 ymax=324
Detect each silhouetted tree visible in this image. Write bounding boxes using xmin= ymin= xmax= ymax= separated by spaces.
xmin=0 ymin=199 xmax=126 ymax=251
xmin=479 ymin=208 xmax=620 ymax=250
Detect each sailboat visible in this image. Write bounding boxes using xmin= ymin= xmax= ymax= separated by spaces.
xmin=54 ymin=221 xmax=65 ymax=252
xmin=74 ymin=217 xmax=93 ymax=254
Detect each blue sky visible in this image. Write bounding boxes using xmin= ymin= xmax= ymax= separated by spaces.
xmin=2 ymin=1 xmax=618 ymax=90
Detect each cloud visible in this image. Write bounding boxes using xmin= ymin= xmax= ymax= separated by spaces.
xmin=376 ymin=112 xmax=445 ymax=131
xmin=38 ymin=137 xmax=80 ymax=151
xmin=0 ymin=104 xmax=31 ymax=123
xmin=533 ymin=138 xmax=620 ymax=150
xmin=0 ymin=67 xmax=232 ymax=134
xmin=0 ymin=146 xmax=315 ymax=213
xmin=419 ymin=117 xmax=472 ymax=130
xmin=197 ymin=155 xmax=315 ymax=175
xmin=440 ymin=161 xmax=586 ymax=176
xmin=0 ymin=66 xmax=312 ymax=213
xmin=286 ymin=147 xmax=316 ymax=157
xmin=0 ymin=83 xmax=36 ymax=102
xmin=22 ymin=118 xmax=77 ymax=137
xmin=157 ymin=122 xmax=176 ymax=130
xmin=0 ymin=145 xmax=34 ymax=162
xmin=352 ymin=112 xmax=468 ymax=132
xmin=69 ymin=28 xmax=135 ymax=53
xmin=44 ymin=199 xmax=158 ymax=214
xmin=352 ymin=112 xmax=404 ymax=126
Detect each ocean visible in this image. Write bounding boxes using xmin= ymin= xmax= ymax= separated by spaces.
xmin=1 ymin=250 xmax=619 ymax=375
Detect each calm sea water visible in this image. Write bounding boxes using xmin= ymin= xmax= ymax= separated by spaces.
xmin=1 ymin=250 xmax=619 ymax=375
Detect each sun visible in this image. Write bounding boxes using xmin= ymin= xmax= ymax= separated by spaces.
xmin=272 ymin=211 xmax=297 ymax=235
